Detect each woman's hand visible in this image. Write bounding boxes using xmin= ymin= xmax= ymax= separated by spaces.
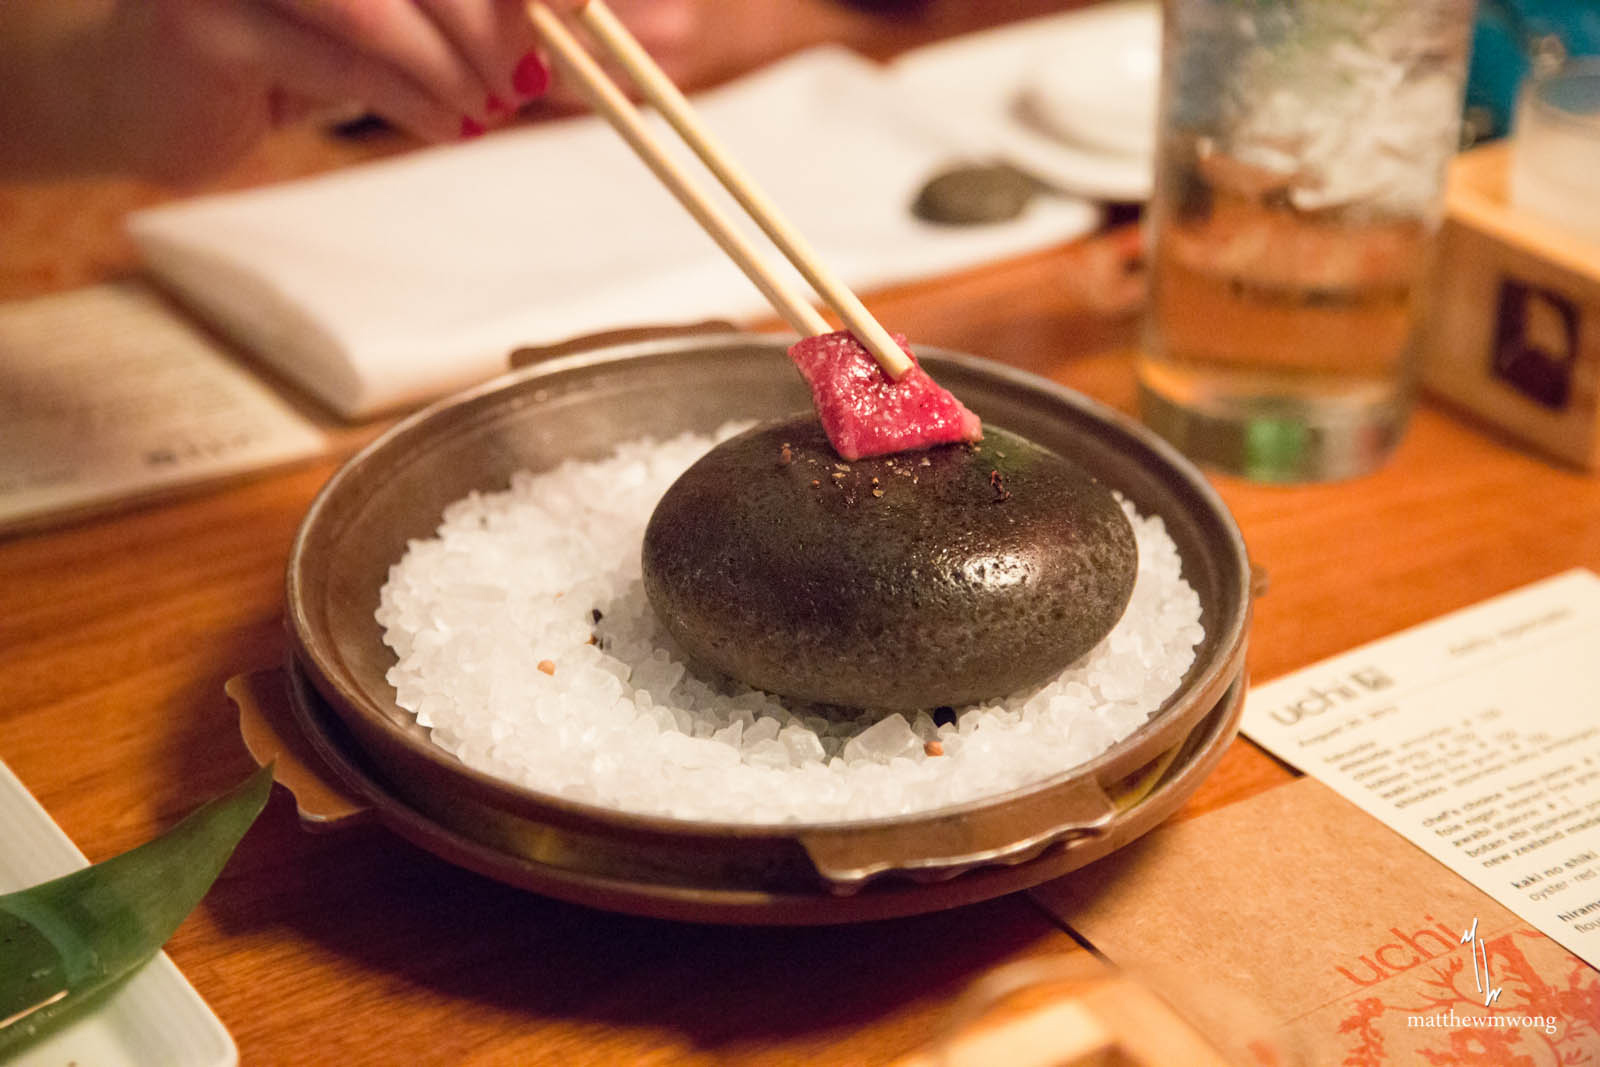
xmin=0 ymin=0 xmax=699 ymax=184
xmin=107 ymin=0 xmax=550 ymax=183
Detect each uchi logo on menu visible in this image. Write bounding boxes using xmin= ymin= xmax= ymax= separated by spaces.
xmin=1331 ymin=913 xmax=1511 ymax=1006
xmin=1333 ymin=914 xmax=1464 ymax=987
xmin=1266 ymin=665 xmax=1395 ymax=726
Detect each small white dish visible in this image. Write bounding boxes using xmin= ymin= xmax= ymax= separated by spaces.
xmin=1021 ymin=10 xmax=1160 ymax=160
xmin=888 ymin=1 xmax=1160 ymax=201
xmin=0 ymin=758 xmax=238 ymax=1067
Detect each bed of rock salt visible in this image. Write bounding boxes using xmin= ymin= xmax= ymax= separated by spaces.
xmin=376 ymin=425 xmax=1205 ymax=824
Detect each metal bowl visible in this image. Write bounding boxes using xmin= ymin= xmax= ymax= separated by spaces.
xmin=282 ymin=332 xmax=1251 ymax=923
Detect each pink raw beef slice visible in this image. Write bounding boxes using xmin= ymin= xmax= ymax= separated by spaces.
xmin=788 ymin=331 xmax=982 ymax=460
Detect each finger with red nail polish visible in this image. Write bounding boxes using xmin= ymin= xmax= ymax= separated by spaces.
xmin=513 ymin=51 xmax=549 ymax=100
xmin=415 ymin=0 xmax=526 ymax=113
xmin=262 ymin=0 xmax=493 ymax=124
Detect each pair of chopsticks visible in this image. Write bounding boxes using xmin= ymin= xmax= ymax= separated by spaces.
xmin=524 ymin=0 xmax=913 ymax=379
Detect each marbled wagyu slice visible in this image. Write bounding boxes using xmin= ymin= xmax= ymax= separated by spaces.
xmin=788 ymin=330 xmax=982 ymax=461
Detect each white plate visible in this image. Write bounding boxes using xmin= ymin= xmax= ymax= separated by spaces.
xmin=0 ymin=758 xmax=238 ymax=1067
xmin=888 ymin=2 xmax=1159 ymax=201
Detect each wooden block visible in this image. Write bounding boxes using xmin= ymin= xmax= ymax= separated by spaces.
xmin=891 ymin=958 xmax=1234 ymax=1067
xmin=1421 ymin=143 xmax=1600 ymax=469
xmin=892 ymin=999 xmax=1120 ymax=1067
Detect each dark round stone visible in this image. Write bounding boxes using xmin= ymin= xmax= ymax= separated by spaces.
xmin=641 ymin=416 xmax=1138 ymax=710
xmin=911 ymin=163 xmax=1038 ymax=225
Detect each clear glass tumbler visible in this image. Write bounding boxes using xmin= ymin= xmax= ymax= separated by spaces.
xmin=1138 ymin=0 xmax=1477 ymax=482
xmin=1511 ymin=57 xmax=1600 ymax=248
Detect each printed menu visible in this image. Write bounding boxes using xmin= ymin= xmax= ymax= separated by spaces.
xmin=1033 ymin=777 xmax=1597 ymax=1065
xmin=0 ymin=282 xmax=327 ymax=535
xmin=1241 ymin=568 xmax=1600 ymax=971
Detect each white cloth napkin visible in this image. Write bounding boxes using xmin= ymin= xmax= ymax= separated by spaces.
xmin=130 ymin=46 xmax=1098 ymax=419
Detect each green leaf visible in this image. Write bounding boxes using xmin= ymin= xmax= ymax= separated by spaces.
xmin=0 ymin=764 xmax=273 ymax=1057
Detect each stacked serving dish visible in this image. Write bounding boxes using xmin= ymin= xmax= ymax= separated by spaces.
xmin=239 ymin=332 xmax=1251 ymax=924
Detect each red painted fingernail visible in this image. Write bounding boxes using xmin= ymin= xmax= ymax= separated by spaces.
xmin=486 ymin=94 xmax=509 ymax=117
xmin=460 ymin=116 xmax=485 ymax=139
xmin=513 ymin=52 xmax=549 ymax=99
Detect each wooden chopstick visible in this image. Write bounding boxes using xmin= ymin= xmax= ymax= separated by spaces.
xmin=527 ymin=0 xmax=915 ymax=380
xmin=575 ymin=0 xmax=912 ymax=380
xmin=525 ymin=2 xmax=829 ymax=339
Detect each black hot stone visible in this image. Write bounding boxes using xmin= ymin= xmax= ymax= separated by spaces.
xmin=641 ymin=416 xmax=1138 ymax=710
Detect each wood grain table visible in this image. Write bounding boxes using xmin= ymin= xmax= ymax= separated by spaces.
xmin=4 ymin=4 xmax=1598 ymax=1064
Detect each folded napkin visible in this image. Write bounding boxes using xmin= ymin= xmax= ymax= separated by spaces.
xmin=131 ymin=46 xmax=1097 ymax=419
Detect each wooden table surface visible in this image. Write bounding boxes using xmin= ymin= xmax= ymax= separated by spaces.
xmin=4 ymin=3 xmax=1599 ymax=1064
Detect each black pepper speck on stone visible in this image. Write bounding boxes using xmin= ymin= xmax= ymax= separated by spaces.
xmin=641 ymin=415 xmax=1138 ymax=710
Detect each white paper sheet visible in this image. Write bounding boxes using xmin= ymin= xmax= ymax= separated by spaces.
xmin=1242 ymin=569 xmax=1600 ymax=972
xmin=0 ymin=282 xmax=327 ymax=534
